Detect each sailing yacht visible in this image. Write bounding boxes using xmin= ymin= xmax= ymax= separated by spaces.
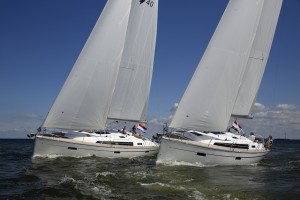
xmin=156 ymin=0 xmax=282 ymax=166
xmin=33 ymin=0 xmax=159 ymax=158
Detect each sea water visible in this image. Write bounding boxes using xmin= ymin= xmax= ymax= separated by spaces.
xmin=0 ymin=139 xmax=299 ymax=199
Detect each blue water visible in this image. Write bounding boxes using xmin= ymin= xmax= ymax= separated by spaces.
xmin=0 ymin=139 xmax=299 ymax=199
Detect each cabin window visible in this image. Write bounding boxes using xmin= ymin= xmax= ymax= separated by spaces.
xmin=235 ymin=157 xmax=242 ymax=160
xmin=95 ymin=131 xmax=111 ymax=134
xmin=96 ymin=141 xmax=133 ymax=146
xmin=197 ymin=152 xmax=206 ymax=157
xmin=68 ymin=147 xmax=77 ymax=150
xmin=191 ymin=132 xmax=202 ymax=136
xmin=214 ymin=143 xmax=249 ymax=149
xmin=212 ymin=132 xmax=225 ymax=135
xmin=137 ymin=143 xmax=142 ymax=145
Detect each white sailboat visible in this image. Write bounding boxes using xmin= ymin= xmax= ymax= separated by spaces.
xmin=157 ymin=0 xmax=282 ymax=166
xmin=33 ymin=0 xmax=159 ymax=158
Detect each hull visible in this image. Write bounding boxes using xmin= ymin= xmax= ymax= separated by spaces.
xmin=33 ymin=136 xmax=158 ymax=158
xmin=156 ymin=138 xmax=268 ymax=166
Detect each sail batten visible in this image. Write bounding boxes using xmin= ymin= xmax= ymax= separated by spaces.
xmin=170 ymin=0 xmax=281 ymax=132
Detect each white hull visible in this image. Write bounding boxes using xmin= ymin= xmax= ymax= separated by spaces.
xmin=33 ymin=136 xmax=158 ymax=158
xmin=156 ymin=137 xmax=268 ymax=166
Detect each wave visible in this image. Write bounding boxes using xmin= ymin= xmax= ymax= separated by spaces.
xmin=59 ymin=175 xmax=77 ymax=184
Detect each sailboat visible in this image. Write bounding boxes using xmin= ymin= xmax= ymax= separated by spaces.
xmin=156 ymin=0 xmax=282 ymax=166
xmin=33 ymin=0 xmax=159 ymax=158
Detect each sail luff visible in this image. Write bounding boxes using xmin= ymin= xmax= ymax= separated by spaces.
xmin=232 ymin=0 xmax=283 ymax=117
xmin=170 ymin=0 xmax=266 ymax=132
xmin=43 ymin=0 xmax=132 ymax=131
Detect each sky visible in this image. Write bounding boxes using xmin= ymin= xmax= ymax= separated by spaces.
xmin=0 ymin=0 xmax=300 ymax=139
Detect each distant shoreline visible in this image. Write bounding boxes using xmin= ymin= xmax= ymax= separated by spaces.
xmin=0 ymin=138 xmax=33 ymax=140
xmin=274 ymin=138 xmax=300 ymax=141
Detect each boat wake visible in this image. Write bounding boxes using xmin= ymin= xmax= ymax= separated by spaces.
xmin=139 ymin=182 xmax=206 ymax=200
xmin=156 ymin=160 xmax=217 ymax=168
xmin=32 ymin=154 xmax=94 ymax=159
xmin=58 ymin=174 xmax=112 ymax=198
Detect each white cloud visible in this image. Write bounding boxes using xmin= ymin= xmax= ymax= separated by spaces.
xmin=147 ymin=116 xmax=172 ymax=135
xmin=239 ymin=105 xmax=300 ymax=139
xmin=148 ymin=116 xmax=171 ymax=126
xmin=170 ymin=103 xmax=178 ymax=113
xmin=149 ymin=102 xmax=300 ymax=139
xmin=1 ymin=103 xmax=300 ymax=139
xmin=146 ymin=103 xmax=178 ymax=135
xmin=253 ymin=102 xmax=265 ymax=111
xmin=276 ymin=104 xmax=297 ymax=110
xmin=23 ymin=113 xmax=42 ymax=119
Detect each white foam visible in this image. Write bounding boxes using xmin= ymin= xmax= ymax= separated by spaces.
xmin=59 ymin=175 xmax=112 ymax=197
xmin=141 ymin=182 xmax=206 ymax=200
xmin=156 ymin=160 xmax=215 ymax=168
xmin=132 ymin=171 xmax=148 ymax=179
xmin=33 ymin=154 xmax=92 ymax=159
xmin=139 ymin=182 xmax=188 ymax=191
xmin=139 ymin=182 xmax=171 ymax=187
xmin=32 ymin=154 xmax=63 ymax=159
xmin=288 ymin=160 xmax=300 ymax=164
xmin=184 ymin=178 xmax=194 ymax=183
xmin=90 ymin=186 xmax=112 ymax=196
xmin=59 ymin=175 xmax=77 ymax=184
xmin=96 ymin=172 xmax=116 ymax=177
xmin=188 ymin=190 xmax=206 ymax=200
xmin=223 ymin=194 xmax=240 ymax=200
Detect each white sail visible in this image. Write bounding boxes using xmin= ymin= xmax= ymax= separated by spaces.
xmin=232 ymin=0 xmax=282 ymax=118
xmin=43 ymin=1 xmax=132 ymax=130
xmin=170 ymin=0 xmax=266 ymax=132
xmin=108 ymin=0 xmax=158 ymax=123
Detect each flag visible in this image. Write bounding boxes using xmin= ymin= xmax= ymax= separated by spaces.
xmin=232 ymin=119 xmax=242 ymax=132
xmin=137 ymin=124 xmax=147 ymax=133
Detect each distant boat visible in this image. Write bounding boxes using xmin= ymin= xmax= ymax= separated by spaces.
xmin=157 ymin=0 xmax=282 ymax=166
xmin=33 ymin=0 xmax=159 ymax=158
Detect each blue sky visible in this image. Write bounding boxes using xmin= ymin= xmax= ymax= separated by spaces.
xmin=0 ymin=0 xmax=300 ymax=139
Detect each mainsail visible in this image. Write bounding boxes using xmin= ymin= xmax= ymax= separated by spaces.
xmin=43 ymin=0 xmax=158 ymax=130
xmin=170 ymin=0 xmax=281 ymax=132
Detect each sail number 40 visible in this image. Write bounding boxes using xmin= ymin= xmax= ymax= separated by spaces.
xmin=140 ymin=0 xmax=155 ymax=7
xmin=146 ymin=0 xmax=154 ymax=7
